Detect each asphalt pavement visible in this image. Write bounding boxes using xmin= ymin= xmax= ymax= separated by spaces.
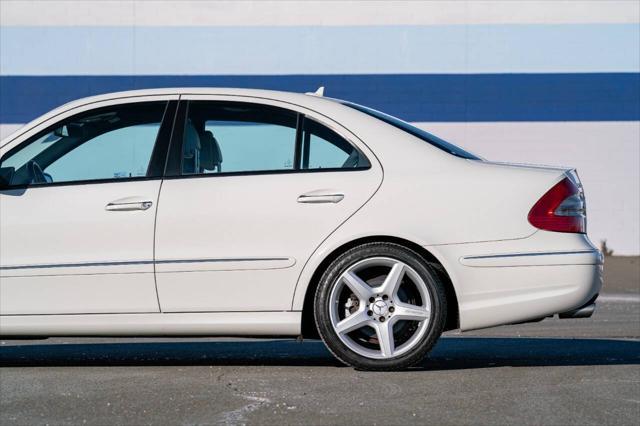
xmin=1 ymin=259 xmax=639 ymax=425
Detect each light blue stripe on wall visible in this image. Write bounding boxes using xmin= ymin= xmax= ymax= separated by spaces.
xmin=1 ymin=24 xmax=638 ymax=75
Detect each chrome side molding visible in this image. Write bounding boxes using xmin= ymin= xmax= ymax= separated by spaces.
xmin=459 ymin=249 xmax=603 ymax=267
xmin=0 ymin=257 xmax=292 ymax=271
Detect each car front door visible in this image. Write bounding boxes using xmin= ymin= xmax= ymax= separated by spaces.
xmin=154 ymin=97 xmax=383 ymax=312
xmin=0 ymin=97 xmax=177 ymax=315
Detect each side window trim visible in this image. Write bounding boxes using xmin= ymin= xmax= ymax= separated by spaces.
xmin=164 ymin=99 xmax=189 ymax=177
xmin=0 ymin=100 xmax=176 ymax=189
xmin=146 ymin=100 xmax=178 ymax=178
xmin=293 ymin=113 xmax=304 ymax=171
xmin=301 ymin=119 xmax=311 ymax=169
xmin=164 ymin=99 xmax=371 ymax=179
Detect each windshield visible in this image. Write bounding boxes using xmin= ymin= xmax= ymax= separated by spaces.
xmin=339 ymin=101 xmax=481 ymax=160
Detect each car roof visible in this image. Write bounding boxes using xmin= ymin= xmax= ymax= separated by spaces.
xmin=58 ymin=87 xmax=333 ymax=109
xmin=0 ymin=88 xmax=346 ymax=145
xmin=1 ymin=87 xmax=375 ymax=149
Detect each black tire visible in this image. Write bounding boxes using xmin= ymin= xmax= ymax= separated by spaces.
xmin=314 ymin=242 xmax=447 ymax=371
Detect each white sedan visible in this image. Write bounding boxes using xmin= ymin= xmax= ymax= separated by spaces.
xmin=0 ymin=88 xmax=602 ymax=370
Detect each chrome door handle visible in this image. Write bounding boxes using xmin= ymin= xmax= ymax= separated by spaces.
xmin=105 ymin=201 xmax=153 ymax=211
xmin=297 ymin=194 xmax=344 ymax=204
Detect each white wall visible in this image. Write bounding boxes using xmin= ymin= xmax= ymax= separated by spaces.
xmin=1 ymin=0 xmax=639 ymax=253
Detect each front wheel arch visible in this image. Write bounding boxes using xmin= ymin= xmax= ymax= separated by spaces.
xmin=300 ymin=236 xmax=459 ymax=339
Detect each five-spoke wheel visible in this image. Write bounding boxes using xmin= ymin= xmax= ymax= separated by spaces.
xmin=315 ymin=242 xmax=447 ymax=370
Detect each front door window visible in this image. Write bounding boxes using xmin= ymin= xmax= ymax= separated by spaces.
xmin=0 ymin=102 xmax=168 ymax=187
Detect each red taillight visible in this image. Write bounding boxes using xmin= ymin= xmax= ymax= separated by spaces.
xmin=528 ymin=177 xmax=586 ymax=233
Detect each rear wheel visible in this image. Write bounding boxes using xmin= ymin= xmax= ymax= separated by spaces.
xmin=314 ymin=242 xmax=447 ymax=370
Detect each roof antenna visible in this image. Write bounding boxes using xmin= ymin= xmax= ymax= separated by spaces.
xmin=306 ymin=86 xmax=325 ymax=97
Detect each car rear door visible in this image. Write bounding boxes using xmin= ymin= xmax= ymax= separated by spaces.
xmin=0 ymin=97 xmax=177 ymax=315
xmin=154 ymin=96 xmax=382 ymax=312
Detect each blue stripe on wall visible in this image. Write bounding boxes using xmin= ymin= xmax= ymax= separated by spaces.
xmin=1 ymin=73 xmax=638 ymax=124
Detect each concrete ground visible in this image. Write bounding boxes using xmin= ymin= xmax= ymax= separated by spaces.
xmin=1 ymin=257 xmax=639 ymax=425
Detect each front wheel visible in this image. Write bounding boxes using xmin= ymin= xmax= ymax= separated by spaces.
xmin=314 ymin=243 xmax=447 ymax=370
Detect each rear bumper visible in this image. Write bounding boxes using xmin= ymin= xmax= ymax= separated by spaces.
xmin=426 ymin=232 xmax=603 ymax=331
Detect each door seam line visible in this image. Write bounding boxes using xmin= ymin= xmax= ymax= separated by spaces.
xmin=152 ymin=179 xmax=164 ymax=313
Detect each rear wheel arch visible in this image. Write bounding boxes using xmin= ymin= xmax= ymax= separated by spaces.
xmin=300 ymin=236 xmax=459 ymax=339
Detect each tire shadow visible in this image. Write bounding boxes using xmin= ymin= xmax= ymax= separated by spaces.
xmin=0 ymin=337 xmax=638 ymax=369
xmin=415 ymin=336 xmax=640 ymax=370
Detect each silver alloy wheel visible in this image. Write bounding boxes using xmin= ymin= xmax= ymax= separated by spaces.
xmin=328 ymin=257 xmax=432 ymax=359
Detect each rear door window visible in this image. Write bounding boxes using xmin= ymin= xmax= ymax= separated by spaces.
xmin=175 ymin=100 xmax=371 ymax=176
xmin=182 ymin=101 xmax=298 ymax=175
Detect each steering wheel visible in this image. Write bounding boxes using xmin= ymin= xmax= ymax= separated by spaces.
xmin=27 ymin=160 xmax=47 ymax=184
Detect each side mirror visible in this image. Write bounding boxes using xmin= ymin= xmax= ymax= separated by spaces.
xmin=0 ymin=166 xmax=15 ymax=188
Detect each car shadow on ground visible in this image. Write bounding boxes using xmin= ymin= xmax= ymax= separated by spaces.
xmin=0 ymin=337 xmax=638 ymax=369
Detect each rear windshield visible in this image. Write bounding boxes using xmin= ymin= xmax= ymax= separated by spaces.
xmin=340 ymin=101 xmax=481 ymax=160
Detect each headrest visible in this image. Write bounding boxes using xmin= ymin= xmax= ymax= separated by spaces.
xmin=200 ymin=130 xmax=223 ymax=171
xmin=183 ymin=121 xmax=201 ymax=152
xmin=182 ymin=121 xmax=201 ymax=174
